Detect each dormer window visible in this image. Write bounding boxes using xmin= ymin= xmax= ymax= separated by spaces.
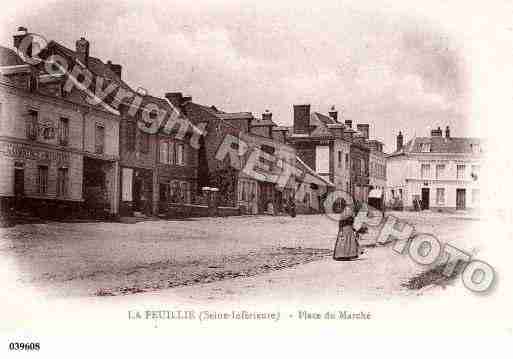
xmin=421 ymin=143 xmax=431 ymax=153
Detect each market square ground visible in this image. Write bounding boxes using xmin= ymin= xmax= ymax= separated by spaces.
xmin=0 ymin=211 xmax=482 ymax=300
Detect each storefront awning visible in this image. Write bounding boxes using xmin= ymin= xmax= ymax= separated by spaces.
xmin=369 ymin=188 xmax=383 ymax=198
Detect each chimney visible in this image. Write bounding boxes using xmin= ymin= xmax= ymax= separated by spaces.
xmin=431 ymin=126 xmax=443 ymax=137
xmin=13 ymin=26 xmax=28 ymax=49
xmin=445 ymin=125 xmax=450 ymax=138
xmin=293 ymin=104 xmax=311 ymax=134
xmin=75 ymin=37 xmax=90 ymax=66
xmin=357 ymin=124 xmax=369 ymax=140
xmin=262 ymin=109 xmax=272 ymax=122
xmin=397 ymin=131 xmax=404 ymax=151
xmin=344 ymin=119 xmax=352 ymax=129
xmin=328 ymin=105 xmax=338 ymax=122
xmin=106 ymin=60 xmax=122 ymax=79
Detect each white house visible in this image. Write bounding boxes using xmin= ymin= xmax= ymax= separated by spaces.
xmin=386 ymin=126 xmax=482 ymax=211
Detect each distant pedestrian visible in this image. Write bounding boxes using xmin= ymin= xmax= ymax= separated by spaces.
xmin=333 ymin=198 xmax=367 ymax=261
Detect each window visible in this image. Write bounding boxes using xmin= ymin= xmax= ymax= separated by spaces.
xmin=338 ymin=151 xmax=342 ymax=166
xmin=457 ymin=164 xmax=465 ymax=179
xmin=58 ymin=117 xmax=69 ymax=146
xmin=127 ymin=121 xmax=136 ymax=151
xmin=345 ymin=153 xmax=349 ymax=169
xmin=26 ymin=108 xmax=38 ymax=140
xmin=421 ymin=143 xmax=431 ymax=152
xmin=37 ymin=165 xmax=49 ymax=194
xmin=176 ymin=143 xmax=185 ymax=165
xmin=399 ymin=189 xmax=403 ymax=199
xmin=139 ymin=130 xmax=149 ymax=154
xmin=95 ymin=124 xmax=105 ymax=154
xmin=57 ymin=167 xmax=69 ymax=197
xmin=360 ymin=158 xmax=365 ymax=176
xmin=159 ymin=140 xmax=169 ymax=164
xmin=435 ymin=164 xmax=445 ymax=179
xmin=421 ymin=164 xmax=430 ymax=179
xmin=471 ymin=144 xmax=480 ymax=154
xmin=169 ymin=141 xmax=175 ymax=164
xmin=472 ymin=189 xmax=480 ymax=205
xmin=436 ymin=188 xmax=445 ymax=205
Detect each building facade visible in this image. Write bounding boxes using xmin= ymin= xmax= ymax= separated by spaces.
xmin=288 ymin=104 xmax=372 ymax=204
xmin=386 ymin=126 xmax=482 ymax=211
xmin=0 ymin=40 xmax=120 ymax=218
xmin=368 ymin=139 xmax=386 ymax=192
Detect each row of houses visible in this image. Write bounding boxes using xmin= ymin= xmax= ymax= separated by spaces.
xmin=0 ymin=29 xmax=334 ymax=219
xmin=1 ymin=28 xmax=479 ymax=219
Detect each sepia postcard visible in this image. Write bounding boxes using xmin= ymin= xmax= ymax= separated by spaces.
xmin=1 ymin=0 xmax=512 ymax=356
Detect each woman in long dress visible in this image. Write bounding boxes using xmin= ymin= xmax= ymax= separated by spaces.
xmin=333 ymin=199 xmax=366 ymax=261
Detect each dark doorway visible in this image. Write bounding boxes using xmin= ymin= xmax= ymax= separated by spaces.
xmin=456 ymin=188 xmax=466 ymax=210
xmin=421 ymin=188 xmax=430 ymax=210
xmin=133 ymin=178 xmax=142 ymax=212
xmin=83 ymin=157 xmax=108 ymax=216
xmin=14 ymin=167 xmax=25 ymax=196
xmin=14 ymin=163 xmax=25 ymax=211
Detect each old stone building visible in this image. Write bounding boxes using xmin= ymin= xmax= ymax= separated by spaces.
xmin=386 ymin=126 xmax=482 ymax=211
xmin=0 ymin=32 xmax=120 ymax=218
xmin=288 ymin=104 xmax=370 ymax=202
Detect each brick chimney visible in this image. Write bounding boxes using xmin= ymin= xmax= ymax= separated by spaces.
xmin=431 ymin=126 xmax=443 ymax=137
xmin=397 ymin=131 xmax=404 ymax=151
xmin=357 ymin=124 xmax=369 ymax=140
xmin=13 ymin=26 xmax=28 ymax=49
xmin=344 ymin=119 xmax=352 ymax=129
xmin=262 ymin=109 xmax=272 ymax=122
xmin=328 ymin=105 xmax=338 ymax=122
xmin=106 ymin=60 xmax=122 ymax=79
xmin=445 ymin=125 xmax=450 ymax=138
xmin=293 ymin=104 xmax=311 ymax=134
xmin=75 ymin=37 xmax=90 ymax=66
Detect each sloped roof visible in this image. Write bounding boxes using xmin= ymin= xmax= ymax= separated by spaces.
xmin=295 ymin=155 xmax=335 ymax=187
xmin=39 ymin=40 xmax=133 ymax=92
xmin=215 ymin=112 xmax=254 ymax=120
xmin=388 ymin=136 xmax=482 ymax=157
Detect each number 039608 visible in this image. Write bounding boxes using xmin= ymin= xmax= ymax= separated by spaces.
xmin=9 ymin=342 xmax=40 ymax=351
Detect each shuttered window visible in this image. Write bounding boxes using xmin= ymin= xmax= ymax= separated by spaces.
xmin=37 ymin=165 xmax=49 ymax=194
xmin=95 ymin=124 xmax=105 ymax=154
xmin=58 ymin=117 xmax=69 ymax=146
xmin=159 ymin=140 xmax=169 ymax=164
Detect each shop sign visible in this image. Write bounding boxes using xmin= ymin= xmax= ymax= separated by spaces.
xmin=0 ymin=141 xmax=70 ymax=162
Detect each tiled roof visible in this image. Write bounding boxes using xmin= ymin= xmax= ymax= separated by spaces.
xmin=215 ymin=112 xmax=254 ymax=120
xmin=41 ymin=41 xmax=133 ymax=92
xmin=0 ymin=46 xmax=24 ymax=66
xmin=388 ymin=136 xmax=482 ymax=157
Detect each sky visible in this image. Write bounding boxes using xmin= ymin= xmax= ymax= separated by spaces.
xmin=1 ymin=0 xmax=512 ymax=152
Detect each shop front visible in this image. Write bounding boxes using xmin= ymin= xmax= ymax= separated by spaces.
xmin=0 ymin=140 xmax=83 ymax=218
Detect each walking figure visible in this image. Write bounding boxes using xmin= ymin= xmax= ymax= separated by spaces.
xmin=333 ymin=198 xmax=367 ymax=261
